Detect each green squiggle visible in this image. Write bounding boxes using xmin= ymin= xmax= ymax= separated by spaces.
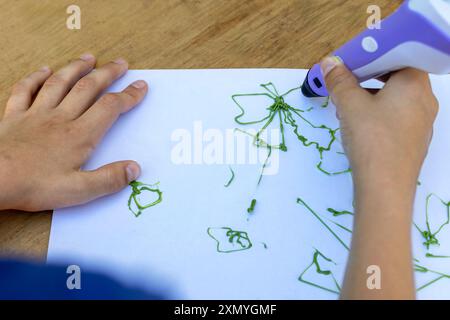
xmin=298 ymin=249 xmax=341 ymax=294
xmin=297 ymin=197 xmax=349 ymax=251
xmin=328 ymin=219 xmax=353 ymax=234
xmin=321 ymin=96 xmax=330 ymax=108
xmin=417 ymin=275 xmax=447 ymax=291
xmin=414 ymin=193 xmax=450 ymax=250
xmin=127 ymin=180 xmax=163 ymax=217
xmin=317 ymin=161 xmax=352 ymax=176
xmin=414 ymin=260 xmax=450 ymax=291
xmin=231 ymin=83 xmax=338 ymax=178
xmin=247 ymin=199 xmax=257 ymax=213
xmin=233 ymin=129 xmax=277 ymax=185
xmin=224 ymin=167 xmax=235 ymax=187
xmin=327 ymin=208 xmax=354 ymax=217
xmin=207 ymin=227 xmax=253 ymax=253
xmin=425 ymin=253 xmax=450 ymax=258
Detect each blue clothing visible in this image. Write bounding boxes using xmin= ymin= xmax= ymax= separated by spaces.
xmin=0 ymin=260 xmax=164 ymax=299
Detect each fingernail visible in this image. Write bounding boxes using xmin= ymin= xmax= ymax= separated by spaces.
xmin=80 ymin=53 xmax=95 ymax=61
xmin=40 ymin=66 xmax=51 ymax=72
xmin=131 ymin=80 xmax=146 ymax=89
xmin=113 ymin=58 xmax=127 ymax=65
xmin=321 ymin=56 xmax=342 ymax=77
xmin=126 ymin=163 xmax=140 ymax=183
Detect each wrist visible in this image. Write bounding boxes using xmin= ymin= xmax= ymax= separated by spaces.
xmin=351 ymin=152 xmax=419 ymax=198
xmin=352 ymin=163 xmax=417 ymax=222
xmin=0 ymin=157 xmax=30 ymax=211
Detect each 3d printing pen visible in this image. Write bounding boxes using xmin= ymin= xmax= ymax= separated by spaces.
xmin=301 ymin=0 xmax=450 ymax=97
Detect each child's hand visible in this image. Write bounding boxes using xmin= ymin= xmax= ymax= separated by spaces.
xmin=0 ymin=54 xmax=147 ymax=211
xmin=321 ymin=57 xmax=438 ymax=196
xmin=322 ymin=57 xmax=439 ymax=299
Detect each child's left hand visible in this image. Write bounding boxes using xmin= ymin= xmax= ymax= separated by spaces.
xmin=0 ymin=54 xmax=147 ymax=211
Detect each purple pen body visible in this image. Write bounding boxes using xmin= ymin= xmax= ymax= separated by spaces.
xmin=302 ymin=0 xmax=450 ymax=97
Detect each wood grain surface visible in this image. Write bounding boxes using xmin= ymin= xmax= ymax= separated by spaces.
xmin=0 ymin=0 xmax=402 ymax=261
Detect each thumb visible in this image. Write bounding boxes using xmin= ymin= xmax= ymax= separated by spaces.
xmin=321 ymin=56 xmax=368 ymax=110
xmin=74 ymin=161 xmax=141 ymax=203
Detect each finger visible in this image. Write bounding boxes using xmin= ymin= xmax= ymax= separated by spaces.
xmin=77 ymin=80 xmax=148 ymax=144
xmin=58 ymin=58 xmax=129 ymax=119
xmin=384 ymin=68 xmax=431 ymax=87
xmin=381 ymin=68 xmax=432 ymax=101
xmin=321 ymin=56 xmax=371 ymax=112
xmin=5 ymin=66 xmax=52 ymax=117
xmin=31 ymin=53 xmax=96 ymax=110
xmin=69 ymin=161 xmax=141 ymax=205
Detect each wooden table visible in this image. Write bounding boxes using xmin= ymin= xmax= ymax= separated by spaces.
xmin=0 ymin=0 xmax=401 ymax=261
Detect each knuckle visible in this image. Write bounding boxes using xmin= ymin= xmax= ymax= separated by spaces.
xmin=123 ymin=89 xmax=140 ymax=101
xmin=104 ymin=168 xmax=127 ymax=191
xmin=77 ymin=142 xmax=96 ymax=162
xmin=76 ymin=132 xmax=97 ymax=154
xmin=11 ymin=80 xmax=29 ymax=94
xmin=329 ymin=71 xmax=352 ymax=89
xmin=44 ymin=73 xmax=67 ymax=87
xmin=74 ymin=77 xmax=96 ymax=91
xmin=99 ymin=63 xmax=126 ymax=82
xmin=413 ymin=88 xmax=439 ymax=118
xmin=100 ymin=93 xmax=121 ymax=107
xmin=326 ymin=67 xmax=346 ymax=84
xmin=428 ymin=95 xmax=439 ymax=118
xmin=61 ymin=122 xmax=78 ymax=136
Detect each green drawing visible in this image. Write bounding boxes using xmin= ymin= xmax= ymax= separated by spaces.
xmin=414 ymin=193 xmax=450 ymax=250
xmin=414 ymin=259 xmax=450 ymax=291
xmin=224 ymin=166 xmax=235 ymax=187
xmin=297 ymin=197 xmax=349 ymax=251
xmin=327 ymin=208 xmax=354 ymax=217
xmin=257 ymin=146 xmax=272 ymax=185
xmin=321 ymin=96 xmax=330 ymax=108
xmin=317 ymin=161 xmax=352 ymax=176
xmin=207 ymin=227 xmax=253 ymax=253
xmin=231 ymin=82 xmax=349 ymax=177
xmin=233 ymin=128 xmax=274 ymax=185
xmin=247 ymin=199 xmax=257 ymax=214
xmin=298 ymin=249 xmax=341 ymax=295
xmin=127 ymin=180 xmax=163 ymax=217
xmin=425 ymin=253 xmax=450 ymax=258
xmin=328 ymin=219 xmax=353 ymax=234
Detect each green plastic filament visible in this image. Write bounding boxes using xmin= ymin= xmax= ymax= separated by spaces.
xmin=231 ymin=82 xmax=348 ymax=179
xmin=207 ymin=227 xmax=253 ymax=253
xmin=317 ymin=161 xmax=352 ymax=176
xmin=425 ymin=253 xmax=450 ymax=258
xmin=247 ymin=199 xmax=257 ymax=214
xmin=414 ymin=259 xmax=450 ymax=291
xmin=327 ymin=208 xmax=354 ymax=217
xmin=127 ymin=180 xmax=163 ymax=217
xmin=297 ymin=197 xmax=349 ymax=251
xmin=298 ymin=248 xmax=341 ymax=295
xmin=224 ymin=166 xmax=235 ymax=187
xmin=414 ymin=193 xmax=450 ymax=250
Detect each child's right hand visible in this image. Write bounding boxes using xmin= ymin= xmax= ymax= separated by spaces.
xmin=322 ymin=57 xmax=439 ymax=299
xmin=321 ymin=57 xmax=438 ymax=200
xmin=0 ymin=54 xmax=147 ymax=211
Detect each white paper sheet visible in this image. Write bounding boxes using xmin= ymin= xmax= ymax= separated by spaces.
xmin=47 ymin=69 xmax=450 ymax=299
